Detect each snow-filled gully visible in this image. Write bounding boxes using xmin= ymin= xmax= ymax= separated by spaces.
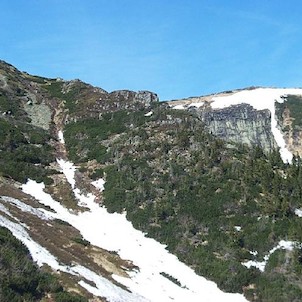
xmin=0 ymin=129 xmax=249 ymax=301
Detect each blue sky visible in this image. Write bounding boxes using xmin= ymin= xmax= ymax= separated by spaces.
xmin=1 ymin=1 xmax=302 ymax=100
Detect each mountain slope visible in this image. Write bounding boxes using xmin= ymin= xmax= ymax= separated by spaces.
xmin=1 ymin=60 xmax=302 ymax=301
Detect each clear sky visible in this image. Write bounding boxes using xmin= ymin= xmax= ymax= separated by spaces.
xmin=1 ymin=0 xmax=302 ymax=100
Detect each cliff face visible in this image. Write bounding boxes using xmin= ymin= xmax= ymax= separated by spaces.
xmin=168 ymin=88 xmax=302 ymax=161
xmin=195 ymin=104 xmax=277 ymax=153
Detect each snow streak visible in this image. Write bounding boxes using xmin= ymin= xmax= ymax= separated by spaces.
xmin=242 ymin=240 xmax=297 ymax=272
xmin=0 ymin=196 xmax=53 ymax=220
xmin=58 ymin=130 xmax=65 ymax=144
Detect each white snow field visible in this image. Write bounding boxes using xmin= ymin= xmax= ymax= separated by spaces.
xmin=171 ymin=88 xmax=302 ymax=163
xmin=15 ymin=126 xmax=247 ymax=302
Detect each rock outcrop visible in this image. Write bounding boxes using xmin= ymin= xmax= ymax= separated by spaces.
xmin=196 ymin=104 xmax=277 ymax=153
xmin=168 ymin=88 xmax=302 ymax=158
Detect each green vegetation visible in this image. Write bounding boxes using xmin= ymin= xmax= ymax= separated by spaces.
xmin=64 ymin=110 xmax=146 ymax=163
xmin=26 ymin=75 xmax=48 ymax=84
xmin=0 ymin=118 xmax=55 ymax=183
xmin=0 ymin=92 xmax=26 ymax=119
xmin=160 ymin=272 xmax=183 ymax=287
xmin=53 ymin=292 xmax=88 ymax=302
xmin=0 ymin=227 xmax=88 ymax=302
xmin=72 ymin=237 xmax=91 ymax=247
xmin=64 ymin=105 xmax=302 ymax=300
xmin=90 ymin=168 xmax=104 ymax=180
xmin=54 ymin=219 xmax=72 ymax=227
xmin=43 ymin=80 xmax=88 ymax=112
xmin=43 ymin=81 xmax=65 ymax=99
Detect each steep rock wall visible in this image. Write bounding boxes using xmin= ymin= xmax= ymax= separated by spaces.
xmin=194 ymin=104 xmax=277 ymax=152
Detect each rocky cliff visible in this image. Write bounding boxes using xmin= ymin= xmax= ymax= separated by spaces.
xmin=196 ymin=103 xmax=276 ymax=153
xmin=167 ymin=87 xmax=302 ymax=161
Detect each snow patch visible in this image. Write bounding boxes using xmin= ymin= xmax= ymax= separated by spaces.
xmin=172 ymin=104 xmax=185 ymax=110
xmin=20 ymin=154 xmax=248 ymax=301
xmin=242 ymin=240 xmax=296 ymax=272
xmin=73 ymin=188 xmax=96 ymax=208
xmin=242 ymin=259 xmax=266 ymax=272
xmin=57 ymin=158 xmax=76 ymax=188
xmin=58 ymin=130 xmax=65 ymax=144
xmin=91 ymin=178 xmax=105 ymax=192
xmin=188 ymin=102 xmax=204 ymax=108
xmin=295 ymin=208 xmax=302 ymax=217
xmin=22 ymin=180 xmax=70 ymax=218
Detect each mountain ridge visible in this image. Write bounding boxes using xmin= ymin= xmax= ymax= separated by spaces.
xmin=1 ymin=60 xmax=302 ymax=301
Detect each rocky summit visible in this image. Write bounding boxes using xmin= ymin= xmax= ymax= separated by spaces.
xmin=1 ymin=60 xmax=302 ymax=302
